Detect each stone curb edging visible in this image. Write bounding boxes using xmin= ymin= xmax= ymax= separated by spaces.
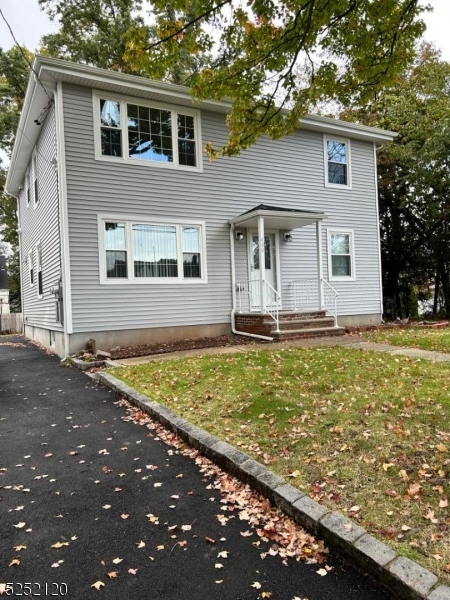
xmin=94 ymin=370 xmax=449 ymax=600
xmin=69 ymin=357 xmax=120 ymax=371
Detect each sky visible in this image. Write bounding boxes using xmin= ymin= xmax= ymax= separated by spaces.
xmin=0 ymin=0 xmax=450 ymax=60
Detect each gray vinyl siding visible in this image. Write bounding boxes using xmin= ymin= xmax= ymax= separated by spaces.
xmin=18 ymin=104 xmax=62 ymax=331
xmin=62 ymin=83 xmax=381 ymax=333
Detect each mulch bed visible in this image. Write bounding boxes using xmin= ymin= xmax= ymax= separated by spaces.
xmin=109 ymin=334 xmax=266 ymax=360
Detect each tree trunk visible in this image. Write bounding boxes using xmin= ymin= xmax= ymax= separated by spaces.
xmin=433 ymin=271 xmax=440 ymax=316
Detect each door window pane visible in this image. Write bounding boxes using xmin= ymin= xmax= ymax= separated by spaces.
xmin=253 ymin=236 xmax=271 ymax=270
xmin=132 ymin=224 xmax=178 ymax=277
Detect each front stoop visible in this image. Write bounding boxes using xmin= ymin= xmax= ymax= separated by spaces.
xmin=235 ymin=310 xmax=345 ymax=340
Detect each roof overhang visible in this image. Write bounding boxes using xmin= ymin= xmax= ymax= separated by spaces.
xmin=230 ymin=208 xmax=328 ymax=230
xmin=6 ymin=55 xmax=397 ymax=196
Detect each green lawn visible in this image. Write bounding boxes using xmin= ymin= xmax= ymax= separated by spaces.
xmin=364 ymin=326 xmax=450 ymax=353
xmin=111 ymin=346 xmax=450 ymax=582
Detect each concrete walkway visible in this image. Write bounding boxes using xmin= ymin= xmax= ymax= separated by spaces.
xmin=118 ymin=334 xmax=450 ymax=365
xmin=0 ymin=337 xmax=391 ymax=600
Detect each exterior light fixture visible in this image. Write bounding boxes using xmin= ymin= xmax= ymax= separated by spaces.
xmin=235 ymin=231 xmax=244 ymax=241
xmin=283 ymin=232 xmax=293 ymax=242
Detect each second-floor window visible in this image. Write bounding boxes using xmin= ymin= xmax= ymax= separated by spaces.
xmin=325 ymin=137 xmax=351 ymax=188
xmin=32 ymin=151 xmax=39 ymax=206
xmin=36 ymin=243 xmax=43 ymax=297
xmin=28 ymin=250 xmax=34 ymax=285
xmin=95 ymin=92 xmax=201 ymax=171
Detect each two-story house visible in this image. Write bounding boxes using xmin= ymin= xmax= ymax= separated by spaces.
xmin=5 ymin=56 xmax=395 ymax=358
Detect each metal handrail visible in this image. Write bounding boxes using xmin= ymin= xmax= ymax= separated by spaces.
xmin=236 ymin=279 xmax=280 ymax=332
xmin=292 ymin=278 xmax=339 ymax=326
xmin=264 ymin=279 xmax=281 ymax=332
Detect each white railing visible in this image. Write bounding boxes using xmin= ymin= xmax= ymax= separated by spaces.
xmin=236 ymin=279 xmax=281 ymax=332
xmin=293 ymin=279 xmax=339 ymax=325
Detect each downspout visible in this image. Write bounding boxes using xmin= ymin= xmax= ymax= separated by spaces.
xmin=229 ymin=223 xmax=273 ymax=341
xmin=374 ymin=143 xmax=384 ymax=322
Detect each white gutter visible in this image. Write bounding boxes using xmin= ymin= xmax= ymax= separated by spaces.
xmin=229 ymin=224 xmax=274 ymax=342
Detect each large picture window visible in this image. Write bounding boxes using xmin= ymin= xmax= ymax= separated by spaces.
xmin=327 ymin=229 xmax=356 ymax=281
xmin=94 ymin=92 xmax=201 ymax=170
xmin=99 ymin=217 xmax=206 ymax=284
xmin=324 ymin=137 xmax=351 ymax=188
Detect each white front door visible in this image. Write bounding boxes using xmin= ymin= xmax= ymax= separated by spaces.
xmin=249 ymin=232 xmax=278 ymax=310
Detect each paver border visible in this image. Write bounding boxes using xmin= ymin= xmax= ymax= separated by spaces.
xmin=94 ymin=370 xmax=449 ymax=600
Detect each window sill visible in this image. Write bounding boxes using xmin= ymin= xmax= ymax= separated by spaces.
xmin=100 ymin=278 xmax=208 ymax=285
xmin=94 ymin=153 xmax=203 ymax=173
xmin=324 ymin=182 xmax=353 ymax=190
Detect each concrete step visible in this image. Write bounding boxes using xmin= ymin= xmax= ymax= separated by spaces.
xmin=272 ymin=326 xmax=345 ymax=341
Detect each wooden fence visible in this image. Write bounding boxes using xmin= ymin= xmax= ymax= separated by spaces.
xmin=0 ymin=313 xmax=23 ymax=334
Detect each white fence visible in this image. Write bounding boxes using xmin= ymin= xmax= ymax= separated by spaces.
xmin=0 ymin=313 xmax=23 ymax=333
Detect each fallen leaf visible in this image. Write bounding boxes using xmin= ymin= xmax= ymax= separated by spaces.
xmin=251 ymin=582 xmax=262 ymax=589
xmin=215 ymin=563 xmax=224 ymax=569
xmin=215 ymin=580 xmax=223 ymax=584
xmin=137 ymin=541 xmax=145 ymax=549
xmin=51 ymin=541 xmax=69 ymax=549
xmin=217 ymin=551 xmax=229 ymax=558
xmin=91 ymin=581 xmax=105 ymax=590
xmin=240 ymin=530 xmax=253 ymax=537
xmin=436 ymin=443 xmax=447 ymax=452
xmin=349 ymin=505 xmax=360 ymax=513
xmin=112 ymin=558 xmax=123 ymax=565
xmin=439 ymin=498 xmax=448 ymax=508
xmin=316 ymin=569 xmax=328 ymax=576
xmin=102 ymin=505 xmax=111 ymax=510
xmin=205 ymin=537 xmax=215 ymax=544
xmin=128 ymin=568 xmax=137 ymax=575
xmin=261 ymin=593 xmax=272 ymax=599
xmin=181 ymin=524 xmax=192 ymax=531
xmin=156 ymin=545 xmax=165 ymax=551
xmin=9 ymin=558 xmax=20 ymax=567
xmin=13 ymin=522 xmax=26 ymax=529
xmin=107 ymin=571 xmax=118 ymax=579
xmin=14 ymin=545 xmax=27 ymax=551
xmin=114 ymin=487 xmax=122 ymax=492
xmin=121 ymin=514 xmax=129 ymax=520
xmin=154 ymin=483 xmax=162 ymax=488
xmin=383 ymin=463 xmax=395 ymax=472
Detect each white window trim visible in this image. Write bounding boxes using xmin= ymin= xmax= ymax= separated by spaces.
xmin=32 ymin=150 xmax=39 ymax=208
xmin=92 ymin=90 xmax=203 ymax=172
xmin=327 ymin=228 xmax=356 ymax=282
xmin=36 ymin=241 xmax=43 ymax=298
xmin=97 ymin=214 xmax=208 ymax=285
xmin=324 ymin=135 xmax=352 ymax=189
xmin=28 ymin=249 xmax=34 ymax=286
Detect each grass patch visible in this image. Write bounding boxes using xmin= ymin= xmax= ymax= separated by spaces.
xmin=364 ymin=326 xmax=450 ymax=353
xmin=111 ymin=346 xmax=450 ymax=581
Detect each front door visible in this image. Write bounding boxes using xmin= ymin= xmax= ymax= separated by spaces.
xmin=249 ymin=232 xmax=278 ymax=310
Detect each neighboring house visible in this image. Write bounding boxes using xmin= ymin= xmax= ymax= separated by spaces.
xmin=5 ymin=56 xmax=396 ymax=358
xmin=0 ymin=255 xmax=9 ymax=316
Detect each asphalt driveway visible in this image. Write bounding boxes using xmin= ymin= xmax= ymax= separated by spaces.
xmin=0 ymin=336 xmax=392 ymax=599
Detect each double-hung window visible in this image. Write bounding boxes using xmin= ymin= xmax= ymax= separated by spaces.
xmin=25 ymin=170 xmax=30 ymax=207
xmin=99 ymin=217 xmax=206 ymax=284
xmin=327 ymin=229 xmax=355 ymax=280
xmin=94 ymin=92 xmax=201 ymax=170
xmin=32 ymin=151 xmax=39 ymax=206
xmin=324 ymin=137 xmax=351 ymax=188
xmin=36 ymin=242 xmax=43 ymax=297
xmin=28 ymin=250 xmax=34 ymax=286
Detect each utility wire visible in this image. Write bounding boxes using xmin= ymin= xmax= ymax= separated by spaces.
xmin=0 ymin=6 xmax=53 ymax=103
